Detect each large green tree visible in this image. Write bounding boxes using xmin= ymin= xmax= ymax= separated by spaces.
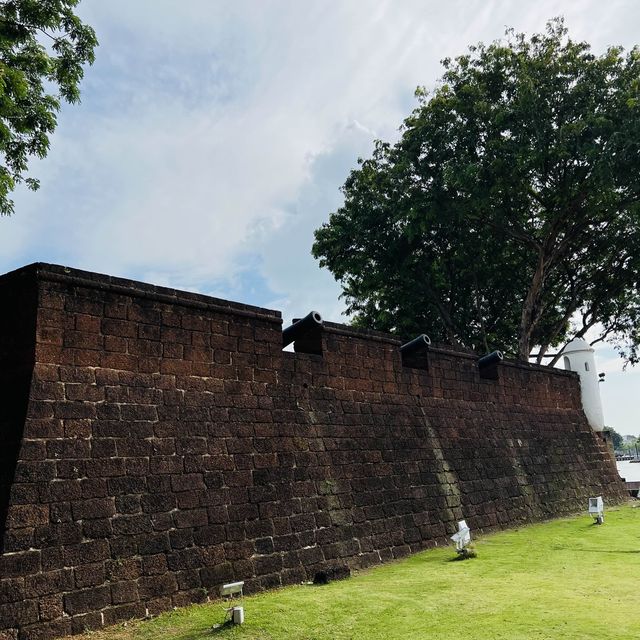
xmin=313 ymin=19 xmax=640 ymax=364
xmin=0 ymin=0 xmax=97 ymax=215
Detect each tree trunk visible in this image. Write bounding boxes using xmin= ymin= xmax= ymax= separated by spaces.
xmin=548 ymin=346 xmax=567 ymax=368
xmin=536 ymin=343 xmax=548 ymax=365
xmin=518 ymin=253 xmax=546 ymax=361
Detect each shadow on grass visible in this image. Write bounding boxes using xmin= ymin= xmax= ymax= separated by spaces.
xmin=552 ymin=546 xmax=640 ymax=554
xmin=446 ymin=555 xmax=478 ymax=563
xmin=149 ymin=621 xmax=233 ymax=640
xmin=209 ymin=621 xmax=235 ymax=636
xmin=139 ymin=612 xmax=237 ymax=640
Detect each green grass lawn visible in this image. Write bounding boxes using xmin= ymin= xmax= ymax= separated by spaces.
xmin=86 ymin=503 xmax=640 ymax=640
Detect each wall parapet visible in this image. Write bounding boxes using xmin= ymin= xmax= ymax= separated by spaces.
xmin=10 ymin=262 xmax=282 ymax=323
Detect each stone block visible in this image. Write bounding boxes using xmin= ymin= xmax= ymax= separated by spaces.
xmin=137 ymin=574 xmax=178 ymax=599
xmin=24 ymin=570 xmax=73 ymax=598
xmin=73 ymin=563 xmax=105 ymax=588
xmin=110 ymin=581 xmax=139 ymax=604
xmin=63 ymin=586 xmax=111 ymax=615
xmin=0 ymin=552 xmax=40 ymax=578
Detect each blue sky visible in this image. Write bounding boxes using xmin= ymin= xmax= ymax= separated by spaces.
xmin=1 ymin=0 xmax=638 ymax=434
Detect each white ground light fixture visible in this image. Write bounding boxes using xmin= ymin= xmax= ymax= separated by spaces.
xmin=220 ymin=581 xmax=244 ymax=625
xmin=450 ymin=520 xmax=471 ymax=553
xmin=588 ymin=496 xmax=604 ymax=525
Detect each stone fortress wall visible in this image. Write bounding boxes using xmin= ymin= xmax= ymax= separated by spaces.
xmin=0 ymin=264 xmax=626 ymax=640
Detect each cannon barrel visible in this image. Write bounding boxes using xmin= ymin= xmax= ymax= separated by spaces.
xmin=282 ymin=311 xmax=323 ymax=348
xmin=478 ymin=350 xmax=504 ymax=370
xmin=400 ymin=334 xmax=431 ymax=357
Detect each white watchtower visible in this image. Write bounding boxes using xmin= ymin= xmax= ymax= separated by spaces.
xmin=562 ymin=338 xmax=605 ymax=432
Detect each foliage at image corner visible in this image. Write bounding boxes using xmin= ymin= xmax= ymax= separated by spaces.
xmin=0 ymin=0 xmax=97 ymax=215
xmin=313 ymin=17 xmax=640 ymax=365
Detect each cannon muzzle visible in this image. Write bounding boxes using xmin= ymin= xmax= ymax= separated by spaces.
xmin=400 ymin=334 xmax=431 ymax=368
xmin=478 ymin=350 xmax=503 ymax=369
xmin=282 ymin=311 xmax=323 ymax=349
xmin=400 ymin=334 xmax=431 ymax=357
xmin=478 ymin=350 xmax=503 ymax=379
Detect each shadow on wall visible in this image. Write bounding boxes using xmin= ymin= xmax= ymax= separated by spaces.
xmin=0 ymin=375 xmax=33 ymax=551
xmin=0 ymin=268 xmax=38 ymax=551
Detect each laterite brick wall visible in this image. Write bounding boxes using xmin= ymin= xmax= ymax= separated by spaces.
xmin=0 ymin=263 xmax=626 ymax=640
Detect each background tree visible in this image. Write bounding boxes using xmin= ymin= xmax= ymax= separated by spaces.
xmin=0 ymin=0 xmax=97 ymax=215
xmin=619 ymin=434 xmax=639 ymax=455
xmin=313 ymin=19 xmax=640 ymax=363
xmin=606 ymin=427 xmax=624 ymax=451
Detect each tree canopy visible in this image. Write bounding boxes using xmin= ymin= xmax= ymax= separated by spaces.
xmin=313 ymin=19 xmax=640 ymax=364
xmin=0 ymin=0 xmax=97 ymax=215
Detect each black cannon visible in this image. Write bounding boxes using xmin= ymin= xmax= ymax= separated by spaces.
xmin=478 ymin=350 xmax=503 ymax=379
xmin=282 ymin=311 xmax=323 ymax=351
xmin=400 ymin=334 xmax=431 ymax=368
